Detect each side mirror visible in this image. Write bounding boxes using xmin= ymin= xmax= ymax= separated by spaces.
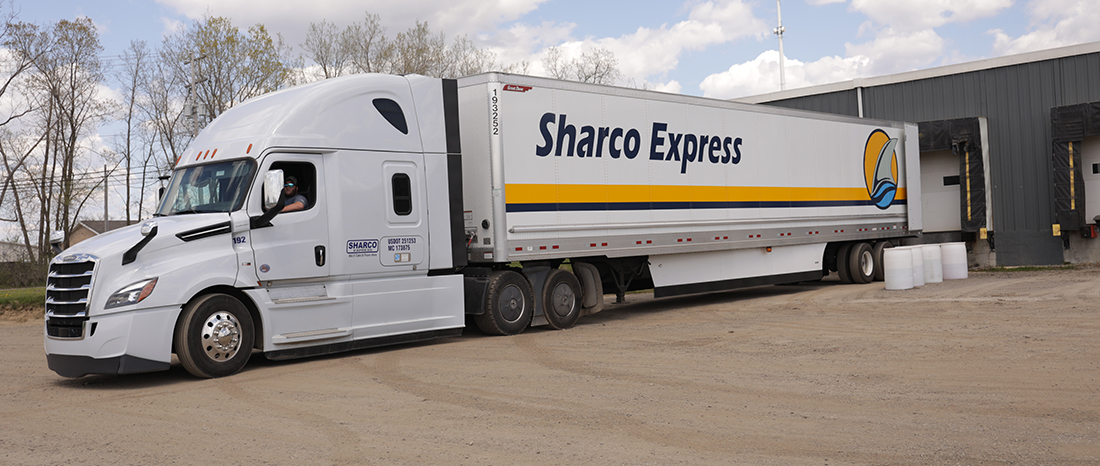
xmin=250 ymin=170 xmax=287 ymax=229
xmin=49 ymin=230 xmax=64 ymax=254
xmin=264 ymin=169 xmax=284 ymax=211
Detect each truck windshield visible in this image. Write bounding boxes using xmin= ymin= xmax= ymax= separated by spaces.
xmin=156 ymin=160 xmax=255 ymax=216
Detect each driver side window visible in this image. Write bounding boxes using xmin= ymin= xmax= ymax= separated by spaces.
xmin=270 ymin=161 xmax=317 ymax=212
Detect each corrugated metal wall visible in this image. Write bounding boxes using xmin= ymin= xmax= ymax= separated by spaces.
xmin=764 ymin=52 xmax=1100 ymax=265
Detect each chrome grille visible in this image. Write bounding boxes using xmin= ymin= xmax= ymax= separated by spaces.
xmin=46 ymin=254 xmax=97 ymax=339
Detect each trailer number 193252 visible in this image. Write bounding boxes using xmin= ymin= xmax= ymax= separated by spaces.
xmin=491 ymin=89 xmax=499 ymax=136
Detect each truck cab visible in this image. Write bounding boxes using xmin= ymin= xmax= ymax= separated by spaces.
xmin=45 ymin=74 xmax=467 ymax=378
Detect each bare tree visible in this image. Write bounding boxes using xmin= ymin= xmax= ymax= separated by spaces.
xmin=160 ymin=15 xmax=295 ymax=131
xmin=543 ymin=46 xmax=569 ymax=80
xmin=0 ymin=130 xmax=46 ymax=261
xmin=310 ymin=13 xmax=517 ymax=80
xmin=17 ymin=18 xmax=113 ymax=252
xmin=573 ymin=48 xmax=621 ymax=85
xmin=385 ymin=21 xmax=447 ymax=76
xmin=448 ymin=35 xmax=501 ymax=77
xmin=113 ymin=40 xmax=150 ymax=223
xmin=300 ymin=20 xmax=352 ymax=80
xmin=141 ymin=55 xmax=191 ymax=171
xmin=346 ymin=12 xmax=388 ymax=74
xmin=0 ymin=6 xmax=49 ymax=261
xmin=542 ymin=46 xmax=622 ymax=85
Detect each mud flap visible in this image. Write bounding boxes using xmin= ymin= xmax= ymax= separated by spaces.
xmin=573 ymin=262 xmax=604 ymax=316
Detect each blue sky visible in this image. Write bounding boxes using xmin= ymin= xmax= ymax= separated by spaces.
xmin=14 ymin=0 xmax=1098 ymax=98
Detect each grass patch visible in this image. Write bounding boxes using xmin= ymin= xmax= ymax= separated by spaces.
xmin=0 ymin=287 xmax=45 ymax=307
xmin=0 ymin=287 xmax=44 ymax=323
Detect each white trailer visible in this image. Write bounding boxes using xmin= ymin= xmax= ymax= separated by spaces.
xmin=44 ymin=73 xmax=921 ymax=378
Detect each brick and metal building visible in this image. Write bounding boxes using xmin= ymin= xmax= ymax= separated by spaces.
xmin=736 ymin=42 xmax=1100 ymax=266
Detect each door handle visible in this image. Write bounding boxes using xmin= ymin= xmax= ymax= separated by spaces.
xmin=315 ymin=245 xmax=326 ymax=267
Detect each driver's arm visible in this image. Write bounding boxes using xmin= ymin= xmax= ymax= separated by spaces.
xmin=283 ymin=200 xmax=304 ymax=212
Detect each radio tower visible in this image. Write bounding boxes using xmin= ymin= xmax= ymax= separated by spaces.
xmin=774 ymin=0 xmax=787 ymax=91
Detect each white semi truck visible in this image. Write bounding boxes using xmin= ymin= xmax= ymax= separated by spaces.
xmin=45 ymin=73 xmax=921 ymax=378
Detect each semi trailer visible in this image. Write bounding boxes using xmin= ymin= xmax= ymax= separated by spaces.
xmin=45 ymin=72 xmax=921 ymax=378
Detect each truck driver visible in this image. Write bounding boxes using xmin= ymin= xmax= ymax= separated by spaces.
xmin=283 ymin=175 xmax=308 ymax=212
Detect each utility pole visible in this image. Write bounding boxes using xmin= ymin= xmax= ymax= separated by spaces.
xmin=774 ymin=0 xmax=787 ymax=91
xmin=184 ymin=52 xmax=206 ymax=137
xmin=103 ymin=165 xmax=108 ymax=233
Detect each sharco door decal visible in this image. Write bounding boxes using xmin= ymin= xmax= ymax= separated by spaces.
xmin=864 ymin=129 xmax=899 ymax=210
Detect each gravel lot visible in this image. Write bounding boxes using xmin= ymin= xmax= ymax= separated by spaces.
xmin=2 ymin=267 xmax=1099 ymax=465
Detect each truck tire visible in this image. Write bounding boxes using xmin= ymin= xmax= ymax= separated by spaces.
xmin=543 ymin=269 xmax=581 ymax=330
xmin=175 ymin=293 xmax=255 ymax=378
xmin=836 ymin=243 xmax=854 ymax=284
xmin=849 ymin=242 xmax=875 ymax=284
xmin=872 ymin=241 xmax=893 ymax=282
xmin=474 ymin=270 xmax=533 ymax=335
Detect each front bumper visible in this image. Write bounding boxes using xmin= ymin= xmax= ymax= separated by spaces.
xmin=47 ymin=354 xmax=169 ymax=377
xmin=44 ymin=304 xmax=180 ymax=377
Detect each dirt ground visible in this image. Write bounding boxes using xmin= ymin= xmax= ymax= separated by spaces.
xmin=2 ymin=267 xmax=1099 ymax=465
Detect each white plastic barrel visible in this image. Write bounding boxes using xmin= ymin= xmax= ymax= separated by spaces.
xmin=883 ymin=247 xmax=914 ymax=290
xmin=922 ymin=244 xmax=943 ymax=284
xmin=940 ymin=242 xmax=968 ymax=280
xmin=908 ymin=246 xmax=925 ymax=287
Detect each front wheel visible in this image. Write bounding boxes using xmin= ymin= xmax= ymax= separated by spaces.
xmin=175 ymin=293 xmax=255 ymax=378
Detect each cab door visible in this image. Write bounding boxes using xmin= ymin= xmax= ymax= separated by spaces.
xmin=249 ymin=153 xmax=330 ymax=282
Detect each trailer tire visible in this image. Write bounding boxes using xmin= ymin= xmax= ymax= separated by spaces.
xmin=836 ymin=243 xmax=854 ymax=284
xmin=543 ymin=269 xmax=581 ymax=330
xmin=849 ymin=242 xmax=875 ymax=284
xmin=175 ymin=293 xmax=254 ymax=378
xmin=872 ymin=241 xmax=893 ymax=282
xmin=474 ymin=270 xmax=533 ymax=336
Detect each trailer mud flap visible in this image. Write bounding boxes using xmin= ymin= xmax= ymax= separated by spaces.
xmin=572 ymin=262 xmax=604 ymax=315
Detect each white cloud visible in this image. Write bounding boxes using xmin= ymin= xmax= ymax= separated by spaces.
xmin=699 ymin=50 xmax=870 ymax=99
xmin=848 ymin=0 xmax=1012 ymax=32
xmin=502 ymin=0 xmax=768 ymax=85
xmin=484 ymin=21 xmax=576 ymax=74
xmin=700 ymin=26 xmax=944 ymax=99
xmin=844 ymin=28 xmax=946 ymax=75
xmin=700 ymin=0 xmax=1019 ymax=98
xmin=651 ymin=80 xmax=683 ymax=94
xmin=160 ymin=17 xmax=185 ymax=38
xmin=989 ymin=0 xmax=1100 ymax=55
xmin=155 ymin=0 xmax=549 ymax=50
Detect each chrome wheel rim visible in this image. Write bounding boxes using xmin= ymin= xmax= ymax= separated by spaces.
xmin=202 ymin=311 xmax=242 ymax=361
xmin=860 ymin=250 xmax=874 ymax=277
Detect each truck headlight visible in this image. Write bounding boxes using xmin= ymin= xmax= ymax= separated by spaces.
xmin=105 ymin=278 xmax=158 ymax=309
